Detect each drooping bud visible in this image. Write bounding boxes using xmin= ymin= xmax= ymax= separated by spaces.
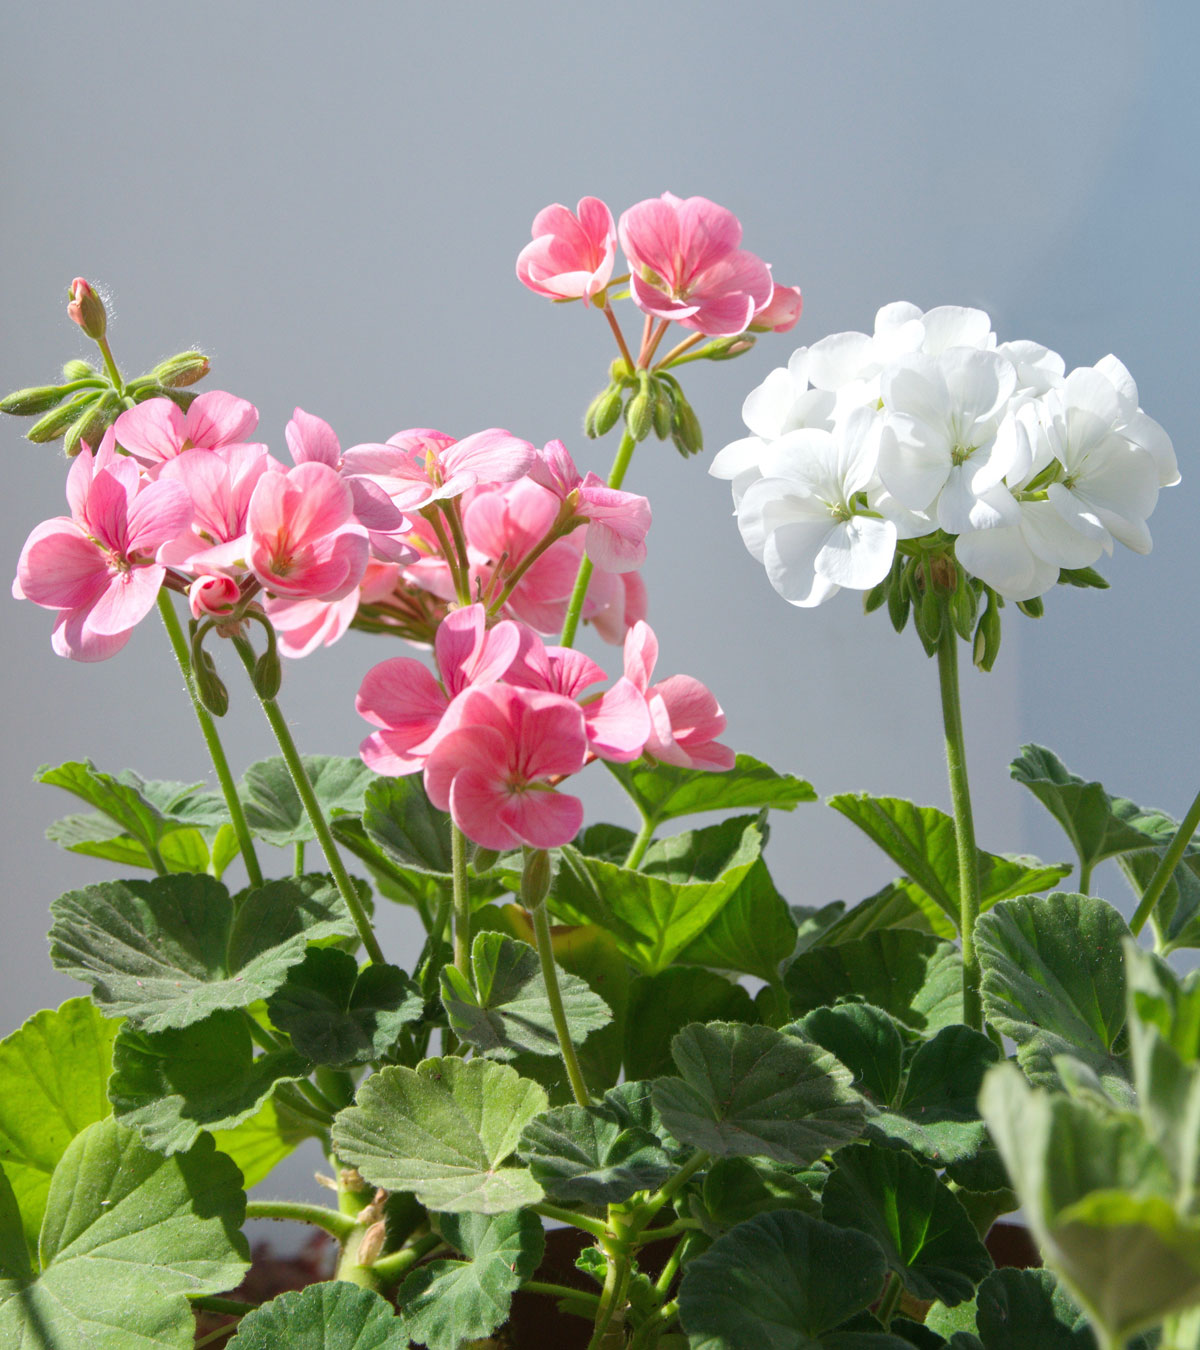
xmin=156 ymin=388 xmax=198 ymax=413
xmin=914 ymin=583 xmax=943 ymax=652
xmin=697 ymin=333 xmax=757 ymax=360
xmin=610 ymin=357 xmax=633 ymax=383
xmin=472 ymin=846 xmax=501 ymax=874
xmin=886 ymin=554 xmax=910 ymax=632
xmin=520 ymin=847 xmax=553 ymax=910
xmin=26 ymin=392 xmax=97 ymax=443
xmin=151 ymin=351 xmax=211 ymax=389
xmin=949 ymin=576 xmax=979 ymax=641
xmin=862 ymin=577 xmax=888 ymax=614
xmin=1058 ymin=565 xmax=1109 ymax=590
xmin=0 ymin=385 xmax=74 ymax=417
xmin=194 ymin=649 xmax=230 ymax=717
xmin=591 ymin=386 xmax=624 ymax=439
xmin=672 ymin=395 xmax=703 ymax=457
xmin=252 ymin=619 xmax=283 ymax=700
xmin=653 ymin=385 xmax=673 ymax=439
xmin=188 ymin=575 xmax=241 ymax=621
xmin=62 ymin=359 xmax=96 ymax=381
xmin=973 ymin=588 xmax=1003 ymax=672
xmin=1016 ymin=596 xmax=1044 ymax=619
xmin=625 ymin=377 xmax=655 ymax=443
xmin=67 ymin=278 xmax=107 ymax=340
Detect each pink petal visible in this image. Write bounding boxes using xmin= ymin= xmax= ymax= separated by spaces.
xmin=17 ymin=520 xmax=109 ymax=610
xmin=185 ymin=391 xmax=259 ymax=448
xmin=124 ymin=478 xmax=194 ymax=557
xmin=583 ymin=677 xmax=652 ymax=762
xmin=443 ymin=429 xmax=538 ymax=487
xmin=496 ymin=786 xmax=584 ymax=849
xmin=51 ymin=607 xmax=134 ymax=662
xmin=114 ymin=399 xmax=186 ymax=468
xmin=448 ymin=769 xmax=524 ymax=850
xmin=357 ymin=657 xmax=449 ymax=735
xmin=423 ymin=722 xmax=510 ymax=811
xmin=622 ymin=620 xmax=658 ymax=692
xmin=286 ymin=408 xmax=341 ymax=467
xmin=85 ymin=563 xmax=165 ymax=636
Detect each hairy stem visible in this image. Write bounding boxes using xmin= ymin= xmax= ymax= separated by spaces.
xmin=244 ymin=1200 xmax=356 ymax=1242
xmin=156 ymin=590 xmax=265 ymax=889
xmin=623 ymin=814 xmax=657 ymax=869
xmin=1131 ymin=782 xmax=1200 ymax=936
xmin=451 ymin=823 xmax=472 ymax=981
xmin=531 ymin=900 xmax=591 ymax=1106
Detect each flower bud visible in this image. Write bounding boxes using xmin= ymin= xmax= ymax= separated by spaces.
xmin=1016 ymin=596 xmax=1044 ymax=619
xmin=610 ymin=357 xmax=633 ymax=383
xmin=188 ymin=575 xmax=240 ymax=621
xmin=63 ymin=392 xmax=121 ymax=458
xmin=1058 ymin=565 xmax=1109 ymax=590
xmin=625 ymin=387 xmax=654 ymax=443
xmin=653 ymin=385 xmax=673 ymax=439
xmin=252 ymin=621 xmax=283 ymax=700
xmin=0 ymin=385 xmax=73 ymax=417
xmin=914 ymin=584 xmax=943 ymax=651
xmin=356 ymin=1220 xmax=387 ymax=1268
xmin=67 ymin=278 xmax=106 ymax=340
xmin=26 ymin=393 xmax=96 ymax=443
xmin=62 ymin=359 xmax=96 ymax=381
xmin=520 ymin=847 xmax=553 ymax=910
xmin=194 ymin=649 xmax=230 ymax=717
xmin=672 ymin=397 xmax=703 ymax=457
xmin=591 ymin=386 xmax=623 ymax=439
xmin=151 ymin=350 xmax=211 ymax=388
xmin=157 ymin=388 xmax=198 ymax=413
xmin=472 ymin=846 xmax=501 ymax=874
xmin=699 ymin=334 xmax=757 ymax=360
xmin=862 ymin=578 xmax=888 ymax=614
xmin=950 ymin=578 xmax=979 ymax=641
xmin=973 ymin=589 xmax=1003 ymax=672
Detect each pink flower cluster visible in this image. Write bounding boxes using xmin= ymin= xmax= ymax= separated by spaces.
xmin=14 ymin=393 xmax=653 ymax=663
xmin=517 ymin=193 xmax=802 ymax=339
xmin=357 ymin=605 xmax=732 ymax=850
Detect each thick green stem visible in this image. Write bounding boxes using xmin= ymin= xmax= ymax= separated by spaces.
xmin=1131 ymin=782 xmax=1200 ymax=936
xmin=244 ymin=1200 xmax=355 ymax=1242
xmin=451 ymin=824 xmax=472 ymax=980
xmin=157 ymin=591 xmax=265 ymax=889
xmin=531 ymin=900 xmax=591 ymax=1106
xmin=876 ymin=1272 xmax=903 ymax=1328
xmin=535 ymin=1203 xmax=609 ymax=1243
xmin=623 ymin=814 xmax=657 ymax=869
xmin=232 ymin=636 xmax=385 ymax=964
xmin=559 ymin=427 xmax=638 ymax=648
xmin=936 ymin=614 xmax=983 ymax=1033
xmin=524 ymin=1280 xmax=602 ymax=1311
xmin=1078 ymin=860 xmax=1093 ymax=896
xmin=368 ymin=1233 xmax=444 ymax=1286
xmin=630 ymin=1300 xmax=680 ymax=1349
xmin=588 ymin=1249 xmax=632 ymax=1350
xmin=630 ymin=1150 xmax=710 ymax=1231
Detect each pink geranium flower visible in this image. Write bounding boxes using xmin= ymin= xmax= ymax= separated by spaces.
xmin=14 ymin=430 xmax=193 ymax=661
xmin=623 ymin=621 xmax=734 ymax=770
xmin=750 ymin=284 xmax=804 ymax=334
xmin=114 ymin=391 xmax=263 ymax=475
xmin=245 ymin=461 xmax=369 ymax=601
xmin=529 ymin=440 xmax=652 ymax=572
xmin=516 ymin=198 xmax=617 ymax=305
xmin=618 ymin=193 xmax=773 ymax=337
xmin=158 ymin=444 xmax=282 ymax=576
xmin=357 ymin=603 xmax=521 ymax=774
xmin=423 ymin=684 xmax=589 ymax=850
xmin=188 ymin=573 xmax=241 ymax=620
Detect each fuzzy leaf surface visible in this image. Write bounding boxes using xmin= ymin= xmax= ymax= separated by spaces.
xmin=607 ymin=752 xmax=814 ymax=825
xmin=239 ymin=755 xmax=377 ymax=847
xmin=227 ymin=1282 xmax=407 ymax=1347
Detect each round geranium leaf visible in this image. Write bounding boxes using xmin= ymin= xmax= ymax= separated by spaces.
xmin=227 ymin=1281 xmax=407 ymax=1347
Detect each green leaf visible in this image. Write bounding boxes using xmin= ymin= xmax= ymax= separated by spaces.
xmin=439 ymin=932 xmax=611 ymax=1060
xmin=980 ymin=1062 xmax=1200 ymax=1346
xmin=398 ymin=1209 xmax=544 ymax=1350
xmin=212 ymin=1094 xmax=313 ymax=1190
xmin=517 ymin=1101 xmax=672 ymax=1205
xmin=267 ymin=948 xmax=423 ymax=1066
xmin=882 ymin=1024 xmax=1000 ymax=1164
xmin=0 ymin=1118 xmax=249 ymax=1349
xmin=332 ymin=1058 xmax=547 ymax=1213
xmin=108 ymin=1009 xmax=311 ymax=1154
xmin=1118 ymin=844 xmax=1200 ymax=952
xmin=822 ymin=1143 xmax=992 ymax=1305
xmin=793 ymin=1004 xmax=905 ymax=1107
xmin=675 ymin=859 xmax=798 ymax=981
xmin=678 ymin=1208 xmax=911 ymax=1349
xmin=45 ymin=813 xmax=223 ymax=875
xmin=240 ymin=755 xmax=377 ymax=847
xmin=829 ymin=793 xmax=1070 ymax=931
xmin=652 ymin=1022 xmax=865 ymax=1166
xmin=785 ymin=931 xmax=963 ymax=1033
xmin=975 ymin=893 xmax=1130 ymax=1092
xmin=0 ymin=998 xmax=120 ymax=1251
xmin=361 ymin=774 xmax=455 ymax=875
xmin=1010 ymin=744 xmax=1189 ymax=880
xmin=624 ymin=967 xmax=756 ymax=1081
xmin=607 ymin=752 xmax=815 ymax=825
xmin=696 ymin=1156 xmax=823 ymax=1231
xmin=49 ymin=873 xmax=356 ymax=1030
xmin=821 ymin=882 xmax=940 ymax=944
xmin=227 ymin=1282 xmax=407 ymax=1347
xmin=971 ymin=1268 xmax=1104 ymax=1349
xmin=550 ymin=816 xmax=762 ymax=973
xmin=0 ymin=1168 xmax=32 ymax=1294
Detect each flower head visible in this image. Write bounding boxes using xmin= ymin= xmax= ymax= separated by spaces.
xmin=516 ymin=198 xmax=617 ymax=305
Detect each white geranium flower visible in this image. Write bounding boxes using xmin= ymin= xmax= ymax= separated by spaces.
xmin=878 ymin=348 xmax=1019 ymax=534
xmin=735 ymin=407 xmax=897 ymax=607
xmin=1093 ymin=354 xmax=1180 ymax=487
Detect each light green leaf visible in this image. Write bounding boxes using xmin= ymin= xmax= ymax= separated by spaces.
xmin=822 ymin=1143 xmax=992 ymax=1305
xmin=240 ymin=755 xmax=376 ymax=847
xmin=607 ymin=752 xmax=815 ymax=826
xmin=49 ymin=873 xmax=356 ymax=1030
xmin=678 ymin=1208 xmax=910 ymax=1350
xmin=517 ymin=1101 xmax=672 ymax=1205
xmin=0 ymin=1167 xmax=32 ymax=1295
xmin=108 ymin=1009 xmax=311 ymax=1154
xmin=361 ymin=774 xmax=455 ymax=875
xmin=675 ymin=859 xmax=798 ymax=981
xmin=227 ymin=1282 xmax=407 ymax=1347
xmin=0 ymin=1119 xmax=249 ymax=1349
xmin=785 ymin=931 xmax=963 ymax=1033
xmin=1118 ymin=844 xmax=1200 ymax=953
xmin=652 ymin=1022 xmax=865 ymax=1166
xmin=440 ymin=932 xmax=611 ymax=1060
xmin=976 ymin=893 xmax=1130 ymax=1093
xmin=267 ymin=948 xmax=423 ymax=1067
xmin=212 ymin=1095 xmax=314 ymax=1190
xmin=398 ymin=1209 xmax=544 ymax=1350
xmin=332 ymin=1058 xmax=547 ymax=1213
xmin=0 ymin=998 xmax=120 ymax=1251
xmin=623 ymin=967 xmax=756 ymax=1082
xmin=45 ymin=813 xmax=222 ymax=875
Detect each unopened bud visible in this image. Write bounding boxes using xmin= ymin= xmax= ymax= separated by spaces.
xmin=188 ymin=575 xmax=241 ymax=622
xmin=672 ymin=397 xmax=703 ymax=457
xmin=357 ymin=1220 xmax=387 ymax=1268
xmin=915 ymin=585 xmax=943 ymax=651
xmin=521 ymin=847 xmax=553 ymax=909
xmin=699 ymin=334 xmax=757 ymax=360
xmin=862 ymin=578 xmax=888 ymax=614
xmin=653 ymin=386 xmax=673 ymax=439
xmin=253 ymin=628 xmax=283 ymax=698
xmin=1058 ymin=565 xmax=1109 ymax=590
xmin=973 ymin=590 xmax=1003 ymax=672
xmin=0 ymin=385 xmax=73 ymax=417
xmin=157 ymin=388 xmax=198 ymax=413
xmin=950 ymin=579 xmax=979 ymax=641
xmin=194 ymin=650 xmax=229 ymax=717
xmin=626 ymin=388 xmax=654 ymax=443
xmin=26 ymin=393 xmax=95 ymax=444
xmin=151 ymin=350 xmax=210 ymax=389
xmin=610 ymin=357 xmax=633 ymax=383
xmin=62 ymin=359 xmax=96 ymax=381
xmin=67 ymin=278 xmax=106 ymax=340
xmin=472 ymin=846 xmax=501 ymax=874
xmin=592 ymin=387 xmax=623 ymax=439
xmin=64 ymin=392 xmax=122 ymax=457
xmin=1016 ymin=596 xmax=1044 ymax=619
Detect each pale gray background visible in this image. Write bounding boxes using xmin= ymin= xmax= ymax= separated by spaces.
xmin=3 ymin=1 xmax=1196 ymax=1213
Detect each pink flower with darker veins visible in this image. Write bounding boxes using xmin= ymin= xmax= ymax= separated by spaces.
xmin=516 ymin=198 xmax=617 ymax=305
xmin=623 ymin=621 xmax=734 ymax=770
xmin=114 ymin=391 xmax=264 ymax=476
xmin=14 ymin=429 xmax=193 ymax=661
xmin=618 ymin=193 xmax=774 ymax=337
xmin=528 ymin=439 xmax=652 ymax=573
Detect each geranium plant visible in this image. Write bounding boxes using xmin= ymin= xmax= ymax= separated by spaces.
xmin=0 ymin=198 xmax=1196 ymax=1350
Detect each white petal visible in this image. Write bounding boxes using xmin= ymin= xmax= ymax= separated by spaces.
xmin=920 ymin=306 xmax=994 ymax=353
xmin=806 ymin=331 xmax=876 ymax=390
xmin=1122 ymin=410 xmax=1179 ymax=487
xmin=814 ymin=516 xmax=897 ymax=589
xmin=1046 ymin=483 xmax=1112 ymax=546
xmin=1020 ymin=500 xmax=1104 ymax=569
xmin=877 ymin=422 xmax=950 ymax=511
xmin=763 ymin=521 xmax=840 ymax=606
xmin=955 ymin=525 xmax=1042 ymax=599
xmin=737 ymin=477 xmax=828 ymax=561
xmin=710 ymin=436 xmax=766 ymax=482
xmin=742 ymin=368 xmax=796 ymax=439
xmin=1093 ymin=354 xmax=1139 ymax=417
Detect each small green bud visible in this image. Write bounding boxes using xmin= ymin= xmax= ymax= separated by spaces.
xmin=887 ymin=574 xmax=911 ymax=633
xmin=950 ymin=578 xmax=979 ymax=641
xmin=520 ymin=847 xmax=553 ymax=910
xmin=973 ymin=589 xmax=1003 ymax=672
xmin=626 ymin=389 xmax=654 ymax=443
xmin=1016 ymin=596 xmax=1044 ymax=619
xmin=1057 ymin=565 xmax=1109 ymax=589
xmin=592 ymin=386 xmax=624 ymax=438
xmin=915 ymin=584 xmax=943 ymax=650
xmin=156 ymin=388 xmax=198 ymax=412
xmin=62 ymin=359 xmax=96 ymax=381
xmin=26 ymin=392 xmax=95 ymax=443
xmin=194 ymin=650 xmax=229 ymax=717
xmin=253 ymin=647 xmax=283 ymax=700
xmin=610 ymin=357 xmax=633 ymax=383
xmin=151 ymin=350 xmax=210 ymax=389
xmin=672 ymin=397 xmax=703 ymax=457
xmin=0 ymin=385 xmax=74 ymax=417
xmin=653 ymin=385 xmax=673 ymax=439
xmin=700 ymin=334 xmax=756 ymax=361
xmin=863 ymin=578 xmax=888 ymax=614
xmin=472 ymin=846 xmax=501 ymax=874
xmin=63 ymin=391 xmax=121 ymax=458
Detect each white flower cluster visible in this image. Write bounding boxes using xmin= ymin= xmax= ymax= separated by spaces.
xmin=711 ymin=303 xmax=1179 ymax=605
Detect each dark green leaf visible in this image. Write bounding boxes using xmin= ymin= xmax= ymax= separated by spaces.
xmin=696 ymin=1155 xmax=823 ymax=1231
xmin=398 ymin=1209 xmax=544 ymax=1350
xmin=652 ymin=1022 xmax=865 ymax=1165
xmin=881 ymin=1024 xmax=999 ymax=1164
xmin=0 ymin=1119 xmax=249 ymax=1349
xmin=822 ymin=1143 xmax=992 ymax=1305
xmin=793 ymin=901 xmax=849 ymax=951
xmin=439 ymin=932 xmax=611 ymax=1060
xmin=821 ymin=883 xmax=938 ymax=944
xmin=332 ymin=1058 xmax=546 ymax=1213
xmin=1118 ymin=844 xmax=1200 ymax=953
xmin=976 ymin=893 xmax=1130 ymax=1092
xmin=240 ymin=755 xmax=377 ymax=847
xmin=518 ymin=1101 xmax=672 ymax=1205
xmin=267 ymin=948 xmax=422 ymax=1066
xmin=49 ymin=873 xmax=357 ymax=1031
xmin=624 ymin=968 xmax=755 ymax=1081
xmin=793 ymin=1004 xmax=905 ymax=1107
xmin=607 ymin=752 xmax=814 ymax=826
xmin=973 ymin=1268 xmax=1100 ymax=1349
xmin=227 ymin=1282 xmax=407 ymax=1347
xmin=675 ymin=859 xmax=798 ymax=980
xmin=361 ymin=774 xmax=454 ymax=875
